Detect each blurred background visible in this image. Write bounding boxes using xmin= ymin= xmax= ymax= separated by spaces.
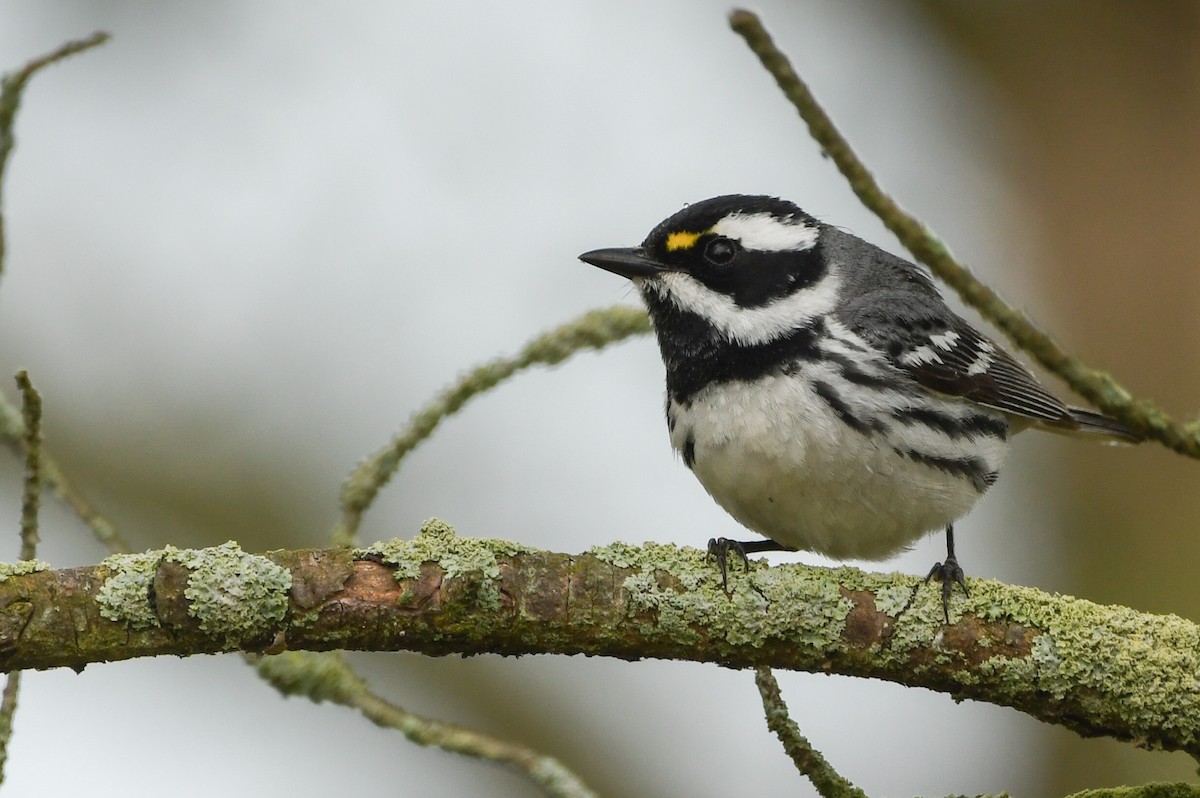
xmin=0 ymin=2 xmax=1196 ymax=796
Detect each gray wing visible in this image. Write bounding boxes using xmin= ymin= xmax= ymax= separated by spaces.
xmin=823 ymin=227 xmax=1139 ymax=440
xmin=842 ymin=288 xmax=1138 ymax=440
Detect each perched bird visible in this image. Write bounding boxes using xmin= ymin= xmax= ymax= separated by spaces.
xmin=579 ymin=195 xmax=1139 ymax=620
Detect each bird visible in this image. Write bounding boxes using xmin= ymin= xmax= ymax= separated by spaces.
xmin=578 ymin=194 xmax=1140 ymax=621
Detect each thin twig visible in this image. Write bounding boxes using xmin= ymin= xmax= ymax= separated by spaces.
xmin=727 ymin=9 xmax=1199 ymax=459
xmin=333 ymin=305 xmax=650 ymax=545
xmin=0 ymin=394 xmax=131 ymax=554
xmin=0 ymin=32 xmax=128 ymax=554
xmin=0 ymin=32 xmax=110 ymax=282
xmin=754 ymin=667 xmax=868 ymax=798
xmin=0 ymin=371 xmax=46 ymax=784
xmin=255 ymin=652 xmax=597 ymax=798
xmin=14 ymin=372 xmax=41 ymax=559
xmin=0 ymin=674 xmax=19 ymax=787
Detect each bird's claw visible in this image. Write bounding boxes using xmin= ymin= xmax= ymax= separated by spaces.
xmin=707 ymin=537 xmax=751 ymax=590
xmin=924 ymin=556 xmax=968 ymax=624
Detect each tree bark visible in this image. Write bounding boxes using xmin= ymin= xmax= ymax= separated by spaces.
xmin=1 ymin=520 xmax=1197 ymax=757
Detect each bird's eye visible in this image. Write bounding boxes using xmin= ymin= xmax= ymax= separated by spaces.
xmin=704 ymin=237 xmax=738 ymax=266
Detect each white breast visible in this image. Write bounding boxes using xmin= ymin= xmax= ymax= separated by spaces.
xmin=667 ymin=367 xmax=1008 ymax=560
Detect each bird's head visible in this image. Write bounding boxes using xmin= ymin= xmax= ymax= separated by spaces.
xmin=579 ymin=195 xmax=840 ymax=346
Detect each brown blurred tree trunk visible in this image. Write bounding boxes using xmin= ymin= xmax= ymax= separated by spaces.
xmin=925 ymin=3 xmax=1200 ymax=792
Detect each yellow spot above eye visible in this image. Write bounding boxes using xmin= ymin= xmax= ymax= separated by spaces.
xmin=666 ymin=230 xmax=701 ymax=251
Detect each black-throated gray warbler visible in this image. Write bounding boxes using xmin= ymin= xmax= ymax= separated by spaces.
xmin=579 ymin=195 xmax=1139 ymax=620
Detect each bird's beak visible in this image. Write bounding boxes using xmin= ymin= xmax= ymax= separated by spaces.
xmin=578 ymin=247 xmax=667 ymax=279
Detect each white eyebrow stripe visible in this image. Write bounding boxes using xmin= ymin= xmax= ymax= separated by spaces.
xmin=642 ymin=269 xmax=841 ymax=346
xmin=710 ymin=212 xmax=819 ymax=252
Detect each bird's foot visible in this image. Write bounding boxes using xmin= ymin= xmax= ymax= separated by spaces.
xmin=924 ymin=556 xmax=968 ymax=624
xmin=707 ymin=537 xmax=751 ymax=590
xmin=706 ymin=538 xmax=794 ymax=590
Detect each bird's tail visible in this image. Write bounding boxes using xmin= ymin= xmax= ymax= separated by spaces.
xmin=1060 ymin=406 xmax=1143 ymax=444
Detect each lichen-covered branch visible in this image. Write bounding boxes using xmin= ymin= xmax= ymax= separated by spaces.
xmin=0 ymin=519 xmax=1198 ymax=756
xmin=754 ymin=667 xmax=868 ymax=798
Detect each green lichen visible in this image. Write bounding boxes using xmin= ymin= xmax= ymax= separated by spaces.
xmin=357 ymin=518 xmax=533 ymax=610
xmin=592 ymin=541 xmax=854 ymax=651
xmin=871 ymin=580 xmax=916 ymax=617
xmin=871 ymin=573 xmax=1200 ymax=747
xmin=167 ymin=542 xmax=292 ymax=643
xmin=0 ymin=559 xmax=49 ymax=582
xmin=97 ymin=543 xmax=292 ymax=641
xmin=97 ymin=550 xmax=163 ymax=628
xmin=738 ymin=565 xmax=855 ymax=648
xmin=587 ymin=541 xmax=648 ymax=570
xmin=1066 ymin=783 xmax=1200 ymax=798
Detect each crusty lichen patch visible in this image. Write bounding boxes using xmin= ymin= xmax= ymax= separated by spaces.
xmin=169 ymin=542 xmax=292 ymax=642
xmin=357 ymin=518 xmax=532 ymax=610
xmin=589 ymin=541 xmax=1200 ymax=747
xmin=97 ymin=542 xmax=292 ymax=642
xmin=589 ymin=541 xmax=856 ymax=650
xmin=0 ymin=559 xmax=49 ymax=582
xmin=983 ymin=583 xmax=1200 ymax=745
xmin=97 ymin=550 xmax=163 ymax=629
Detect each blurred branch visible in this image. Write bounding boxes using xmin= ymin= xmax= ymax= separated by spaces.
xmin=0 ymin=33 xmax=130 ymax=555
xmin=728 ymin=9 xmax=1200 ymax=460
xmin=754 ymin=667 xmax=868 ymax=798
xmin=14 ymin=372 xmax=41 ymax=560
xmin=333 ymin=305 xmax=650 ymax=546
xmin=255 ymin=651 xmax=597 ymax=798
xmin=0 ymin=371 xmax=45 ymax=784
xmin=3 ymin=522 xmax=1200 ymax=758
xmin=0 ymin=33 xmax=590 ymax=793
xmin=0 ymin=394 xmax=131 ymax=554
xmin=0 ymin=32 xmax=110 ymax=283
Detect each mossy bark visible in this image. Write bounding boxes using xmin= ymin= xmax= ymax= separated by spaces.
xmin=0 ymin=530 xmax=1197 ymax=757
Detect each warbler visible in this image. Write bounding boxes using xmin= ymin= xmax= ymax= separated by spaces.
xmin=580 ymin=194 xmax=1138 ymax=620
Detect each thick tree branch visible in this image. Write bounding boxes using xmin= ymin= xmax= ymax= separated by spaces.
xmin=1 ymin=520 xmax=1198 ymax=757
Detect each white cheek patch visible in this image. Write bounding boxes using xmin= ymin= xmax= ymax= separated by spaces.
xmin=641 ymin=269 xmax=841 ymax=346
xmin=710 ymin=212 xmax=818 ymax=252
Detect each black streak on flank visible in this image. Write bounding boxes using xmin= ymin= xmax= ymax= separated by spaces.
xmin=893 ymin=447 xmax=993 ymax=493
xmin=891 ymin=406 xmax=1008 ymax=441
xmin=813 ymin=380 xmax=885 ymax=436
xmin=682 ymin=432 xmax=696 ymax=470
xmin=820 ymin=350 xmax=901 ymax=392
